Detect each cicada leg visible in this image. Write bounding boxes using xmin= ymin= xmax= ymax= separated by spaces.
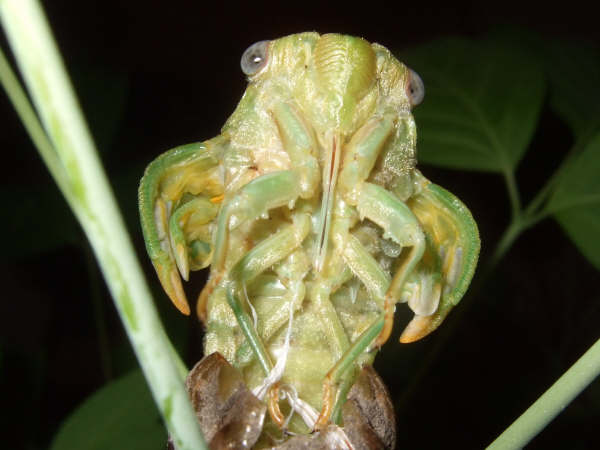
xmin=168 ymin=197 xmax=219 ymax=281
xmin=317 ymin=175 xmax=478 ymax=428
xmin=216 ymin=210 xmax=310 ymax=426
xmin=210 ymin=100 xmax=320 ymax=279
xmin=327 ymin=233 xmax=390 ymax=424
xmin=224 ymin=211 xmax=311 ymax=374
xmin=206 ymin=102 xmax=320 ymax=426
xmin=313 ymin=116 xmax=427 ymax=429
xmin=315 ymin=315 xmax=384 ymax=430
xmin=316 ymin=191 xmax=426 ymax=429
xmin=138 ymin=139 xmax=226 ymax=315
xmin=399 ymin=170 xmax=480 ymax=343
xmin=219 ymin=202 xmax=310 ymax=427
xmin=354 ymin=182 xmax=427 ymax=346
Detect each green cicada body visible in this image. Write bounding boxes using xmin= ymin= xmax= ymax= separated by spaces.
xmin=139 ymin=32 xmax=479 ymax=448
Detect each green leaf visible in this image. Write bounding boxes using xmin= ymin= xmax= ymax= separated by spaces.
xmin=546 ymin=132 xmax=600 ymax=270
xmin=401 ymin=36 xmax=545 ymax=173
xmin=50 ymin=370 xmax=166 ymax=450
xmin=542 ymin=40 xmax=600 ymax=140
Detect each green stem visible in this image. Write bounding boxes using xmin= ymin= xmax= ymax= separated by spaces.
xmin=524 ymin=131 xmax=594 ymax=218
xmin=487 ymin=337 xmax=600 ymax=449
xmin=486 ymin=207 xmax=547 ymax=270
xmin=503 ymin=168 xmax=521 ymax=221
xmin=524 ymin=166 xmax=562 ymax=217
xmin=0 ymin=43 xmax=71 ymax=202
xmin=0 ymin=1 xmax=205 ymax=448
xmin=487 ymin=219 xmax=522 ymax=270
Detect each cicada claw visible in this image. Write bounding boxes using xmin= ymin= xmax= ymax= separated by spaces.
xmin=147 ymin=196 xmax=191 ymax=315
xmin=401 ymin=311 xmax=449 ymax=343
xmin=154 ymin=257 xmax=190 ymax=315
xmin=267 ymin=382 xmax=286 ymax=428
xmin=138 ymin=140 xmax=226 ymax=316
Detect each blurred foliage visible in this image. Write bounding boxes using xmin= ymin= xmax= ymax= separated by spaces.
xmin=548 ymin=134 xmax=600 ymax=270
xmin=401 ymin=30 xmax=600 ymax=270
xmin=544 ymin=41 xmax=600 ymax=140
xmin=402 ymin=35 xmax=546 ymax=173
xmin=50 ymin=370 xmax=165 ymax=450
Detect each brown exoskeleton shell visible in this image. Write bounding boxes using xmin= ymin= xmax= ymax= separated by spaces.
xmin=169 ymin=353 xmax=395 ymax=450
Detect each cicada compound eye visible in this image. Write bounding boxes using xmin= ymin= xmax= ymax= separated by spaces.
xmin=407 ymin=68 xmax=425 ymax=106
xmin=240 ymin=40 xmax=270 ymax=76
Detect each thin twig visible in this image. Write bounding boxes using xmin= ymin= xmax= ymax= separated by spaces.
xmin=487 ymin=337 xmax=600 ymax=449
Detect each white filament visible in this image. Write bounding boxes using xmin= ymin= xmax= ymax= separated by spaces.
xmin=252 ymin=298 xmax=294 ymax=400
xmin=277 ymin=384 xmax=353 ymax=449
xmin=243 ymin=282 xmax=259 ymax=330
xmin=249 ymin=295 xmax=353 ymax=449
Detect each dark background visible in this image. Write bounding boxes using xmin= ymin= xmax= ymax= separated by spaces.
xmin=1 ymin=1 xmax=599 ymax=448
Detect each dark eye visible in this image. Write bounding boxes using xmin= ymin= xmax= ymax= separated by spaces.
xmin=407 ymin=68 xmax=425 ymax=106
xmin=240 ymin=40 xmax=270 ymax=76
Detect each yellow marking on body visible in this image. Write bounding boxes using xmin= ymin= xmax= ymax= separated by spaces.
xmin=210 ymin=194 xmax=224 ymax=204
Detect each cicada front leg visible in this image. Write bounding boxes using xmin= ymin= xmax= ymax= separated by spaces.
xmin=138 ymin=138 xmax=226 ymax=315
xmin=399 ymin=170 xmax=480 ymax=343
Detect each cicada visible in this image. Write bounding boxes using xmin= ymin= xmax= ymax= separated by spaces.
xmin=139 ymin=32 xmax=479 ymax=448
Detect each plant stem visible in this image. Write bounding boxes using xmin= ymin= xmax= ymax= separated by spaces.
xmin=0 ymin=44 xmax=71 ymax=202
xmin=0 ymin=1 xmax=205 ymax=448
xmin=487 ymin=337 xmax=600 ymax=449
xmin=487 ymin=219 xmax=522 ymax=270
xmin=524 ymin=129 xmax=595 ymax=218
xmin=503 ymin=168 xmax=521 ymax=221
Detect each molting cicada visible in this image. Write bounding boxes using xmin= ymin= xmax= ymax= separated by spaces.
xmin=140 ymin=32 xmax=479 ymax=448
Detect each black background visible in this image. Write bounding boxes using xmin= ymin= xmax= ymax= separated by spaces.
xmin=1 ymin=1 xmax=599 ymax=448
